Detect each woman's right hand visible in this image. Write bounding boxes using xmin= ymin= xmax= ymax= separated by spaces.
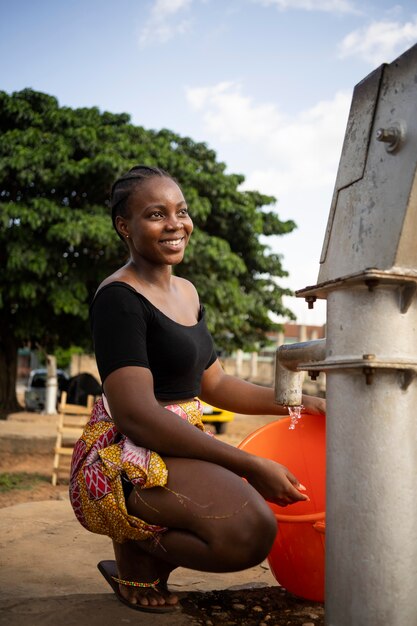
xmin=245 ymin=455 xmax=309 ymax=507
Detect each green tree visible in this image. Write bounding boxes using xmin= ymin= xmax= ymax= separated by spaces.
xmin=0 ymin=88 xmax=295 ymax=417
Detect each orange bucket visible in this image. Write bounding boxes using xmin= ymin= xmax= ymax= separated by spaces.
xmin=238 ymin=413 xmax=326 ymax=601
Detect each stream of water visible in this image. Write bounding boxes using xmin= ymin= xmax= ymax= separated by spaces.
xmin=288 ymin=405 xmax=303 ymax=430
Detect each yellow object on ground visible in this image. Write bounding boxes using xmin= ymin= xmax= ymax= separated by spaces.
xmin=199 ymin=400 xmax=234 ymax=434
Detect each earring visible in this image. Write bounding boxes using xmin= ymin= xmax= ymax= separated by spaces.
xmin=125 ymin=234 xmax=129 ymax=238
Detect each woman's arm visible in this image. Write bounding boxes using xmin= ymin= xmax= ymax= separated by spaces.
xmin=200 ymin=359 xmax=326 ymax=416
xmin=103 ymin=365 xmax=309 ymax=506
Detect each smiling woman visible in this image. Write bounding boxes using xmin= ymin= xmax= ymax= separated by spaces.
xmin=111 ymin=166 xmax=192 ymax=258
xmin=68 ymin=164 xmax=325 ymax=614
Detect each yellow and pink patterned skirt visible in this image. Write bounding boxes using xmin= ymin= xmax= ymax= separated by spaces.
xmin=69 ymin=397 xmax=207 ymax=544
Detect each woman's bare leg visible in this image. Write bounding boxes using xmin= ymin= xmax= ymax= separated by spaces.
xmin=112 ymin=539 xmax=179 ymax=607
xmin=114 ymin=458 xmax=277 ymax=607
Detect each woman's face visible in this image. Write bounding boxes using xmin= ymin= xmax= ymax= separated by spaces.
xmin=116 ymin=176 xmax=193 ymax=266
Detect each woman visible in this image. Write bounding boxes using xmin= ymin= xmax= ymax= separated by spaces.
xmin=69 ymin=165 xmax=325 ymax=613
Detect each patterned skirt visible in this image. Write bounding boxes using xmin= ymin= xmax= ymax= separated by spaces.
xmin=69 ymin=397 xmax=207 ymax=544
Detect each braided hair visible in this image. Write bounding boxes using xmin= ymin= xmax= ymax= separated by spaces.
xmin=111 ymin=165 xmax=174 ymax=240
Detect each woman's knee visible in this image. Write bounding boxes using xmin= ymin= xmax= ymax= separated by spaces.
xmin=238 ymin=501 xmax=277 ymax=565
xmin=213 ymin=499 xmax=277 ymax=569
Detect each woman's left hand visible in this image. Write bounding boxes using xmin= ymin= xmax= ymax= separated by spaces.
xmin=301 ymin=394 xmax=326 ymax=415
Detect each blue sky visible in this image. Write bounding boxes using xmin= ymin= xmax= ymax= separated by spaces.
xmin=2 ymin=0 xmax=417 ymax=324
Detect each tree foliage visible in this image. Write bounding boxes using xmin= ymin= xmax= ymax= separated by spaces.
xmin=0 ymin=88 xmax=296 ymax=414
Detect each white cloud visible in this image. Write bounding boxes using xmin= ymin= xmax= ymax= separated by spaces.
xmin=187 ymin=81 xmax=284 ymax=143
xmin=152 ymin=0 xmax=193 ymax=18
xmin=139 ymin=0 xmax=193 ymax=46
xmin=186 ymin=81 xmax=351 ymax=323
xmin=338 ymin=16 xmax=417 ymax=65
xmin=186 ymin=82 xmax=350 ymax=192
xmin=254 ymin=0 xmax=360 ymax=15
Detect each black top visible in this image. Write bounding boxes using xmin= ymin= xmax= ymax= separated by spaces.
xmin=90 ymin=282 xmax=217 ymax=400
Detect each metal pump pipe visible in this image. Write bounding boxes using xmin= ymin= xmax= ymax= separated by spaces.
xmin=323 ymin=283 xmax=417 ymax=626
xmin=275 ymin=339 xmax=326 ymax=406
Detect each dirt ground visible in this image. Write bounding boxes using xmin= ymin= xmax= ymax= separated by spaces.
xmin=0 ymin=411 xmax=325 ymax=625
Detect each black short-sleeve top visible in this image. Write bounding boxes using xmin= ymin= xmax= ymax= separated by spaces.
xmin=90 ymin=282 xmax=217 ymax=400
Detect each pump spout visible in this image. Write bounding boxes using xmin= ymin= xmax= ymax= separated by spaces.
xmin=275 ymin=339 xmax=326 ymax=406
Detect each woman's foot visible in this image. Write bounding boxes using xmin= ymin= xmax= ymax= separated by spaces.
xmin=112 ymin=539 xmax=179 ymax=609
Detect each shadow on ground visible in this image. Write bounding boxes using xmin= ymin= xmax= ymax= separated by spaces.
xmin=0 ymin=587 xmax=324 ymax=626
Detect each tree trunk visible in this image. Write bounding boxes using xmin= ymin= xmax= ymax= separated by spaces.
xmin=0 ymin=328 xmax=22 ymax=419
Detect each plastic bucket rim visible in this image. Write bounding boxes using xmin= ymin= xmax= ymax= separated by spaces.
xmin=274 ymin=511 xmax=325 ymax=523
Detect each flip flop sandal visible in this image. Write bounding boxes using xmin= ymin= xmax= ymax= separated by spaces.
xmin=97 ymin=560 xmax=180 ymax=613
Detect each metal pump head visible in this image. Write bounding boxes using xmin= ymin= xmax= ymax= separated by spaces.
xmin=318 ymin=43 xmax=417 ymax=284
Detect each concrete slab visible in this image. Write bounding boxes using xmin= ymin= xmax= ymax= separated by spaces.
xmin=0 ymin=413 xmax=57 ymax=455
xmin=0 ymin=499 xmax=277 ymax=625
